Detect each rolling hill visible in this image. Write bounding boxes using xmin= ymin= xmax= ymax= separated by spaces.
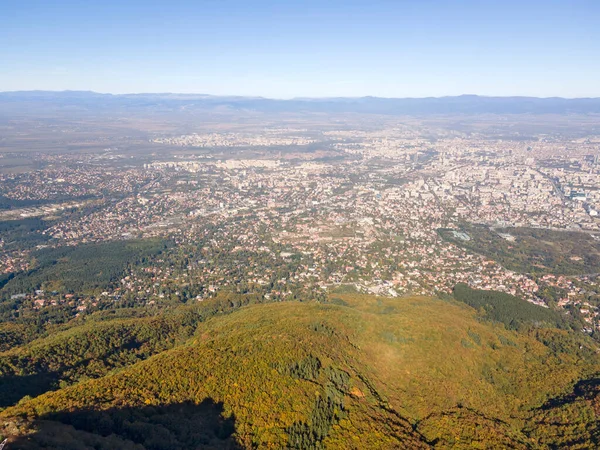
xmin=1 ymin=294 xmax=600 ymax=449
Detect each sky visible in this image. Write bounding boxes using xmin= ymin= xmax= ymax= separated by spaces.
xmin=1 ymin=0 xmax=599 ymax=98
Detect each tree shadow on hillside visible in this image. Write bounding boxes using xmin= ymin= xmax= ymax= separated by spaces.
xmin=0 ymin=373 xmax=60 ymax=408
xmin=538 ymin=377 xmax=600 ymax=411
xmin=2 ymin=399 xmax=242 ymax=450
xmin=529 ymin=377 xmax=600 ymax=447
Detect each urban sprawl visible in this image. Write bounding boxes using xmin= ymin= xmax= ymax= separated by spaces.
xmin=2 ymin=125 xmax=600 ymax=330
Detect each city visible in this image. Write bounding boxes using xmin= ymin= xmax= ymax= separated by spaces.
xmin=2 ymin=117 xmax=600 ymax=332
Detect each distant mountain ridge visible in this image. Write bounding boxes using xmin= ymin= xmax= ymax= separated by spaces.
xmin=2 ymin=90 xmax=600 ymax=115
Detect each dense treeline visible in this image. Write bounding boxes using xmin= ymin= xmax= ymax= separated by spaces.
xmin=0 ymin=197 xmax=54 ymax=210
xmin=452 ymin=283 xmax=573 ymax=330
xmin=0 ymin=195 xmax=98 ymax=211
xmin=0 ymin=273 xmax=14 ymax=291
xmin=0 ymin=218 xmax=52 ymax=251
xmin=1 ymin=239 xmax=172 ymax=297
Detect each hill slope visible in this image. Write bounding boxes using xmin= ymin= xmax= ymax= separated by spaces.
xmin=1 ymin=295 xmax=600 ymax=449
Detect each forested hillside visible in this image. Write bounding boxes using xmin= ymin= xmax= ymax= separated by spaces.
xmin=0 ymin=239 xmax=172 ymax=297
xmin=452 ymin=283 xmax=574 ymax=330
xmin=1 ymin=294 xmax=600 ymax=449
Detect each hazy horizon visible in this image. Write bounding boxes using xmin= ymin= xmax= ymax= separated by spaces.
xmin=2 ymin=89 xmax=600 ymax=101
xmin=2 ymin=0 xmax=600 ymax=98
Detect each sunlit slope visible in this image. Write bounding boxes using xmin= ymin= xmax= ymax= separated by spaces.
xmin=334 ymin=295 xmax=596 ymax=419
xmin=2 ymin=296 xmax=600 ymax=449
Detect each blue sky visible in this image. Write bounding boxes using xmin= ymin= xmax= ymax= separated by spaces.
xmin=1 ymin=0 xmax=599 ymax=98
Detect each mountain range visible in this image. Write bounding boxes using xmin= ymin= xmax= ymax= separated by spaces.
xmin=2 ymin=91 xmax=600 ymax=115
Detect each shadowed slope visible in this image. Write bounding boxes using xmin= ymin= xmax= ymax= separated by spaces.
xmin=2 ymin=399 xmax=240 ymax=450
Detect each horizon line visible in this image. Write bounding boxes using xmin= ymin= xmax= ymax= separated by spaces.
xmin=1 ymin=90 xmax=600 ymax=101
